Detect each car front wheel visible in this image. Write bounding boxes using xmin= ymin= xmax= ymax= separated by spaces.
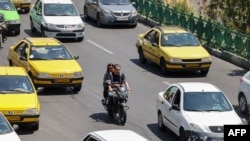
xmin=160 ymin=59 xmax=168 ymax=75
xmin=158 ymin=112 xmax=166 ymax=131
xmin=238 ymin=93 xmax=249 ymax=114
xmin=139 ymin=48 xmax=147 ymax=64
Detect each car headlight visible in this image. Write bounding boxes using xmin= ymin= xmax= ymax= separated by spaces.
xmin=24 ymin=108 xmax=39 ymax=115
xmin=73 ymin=72 xmax=83 ymax=78
xmin=103 ymin=9 xmax=111 ymax=15
xmin=46 ymin=23 xmax=57 ymax=29
xmin=76 ymin=23 xmax=85 ymax=29
xmin=38 ymin=73 xmax=50 ymax=78
xmin=132 ymin=10 xmax=137 ymax=16
xmin=190 ymin=123 xmax=203 ymax=132
xmin=169 ymin=58 xmax=182 ymax=63
xmin=202 ymin=57 xmax=212 ymax=62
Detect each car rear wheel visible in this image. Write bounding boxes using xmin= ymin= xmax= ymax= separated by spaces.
xmin=30 ymin=18 xmax=36 ymax=33
xmin=238 ymin=93 xmax=249 ymax=114
xmin=158 ymin=112 xmax=166 ymax=131
xmin=139 ymin=48 xmax=147 ymax=64
xmin=97 ymin=14 xmax=102 ymax=27
xmin=84 ymin=8 xmax=89 ymax=20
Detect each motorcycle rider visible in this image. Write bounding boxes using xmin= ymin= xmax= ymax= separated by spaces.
xmin=102 ymin=63 xmax=114 ymax=105
xmin=106 ymin=64 xmax=131 ymax=106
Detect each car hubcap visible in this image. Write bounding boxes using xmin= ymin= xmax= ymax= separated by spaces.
xmin=239 ymin=96 xmax=247 ymax=111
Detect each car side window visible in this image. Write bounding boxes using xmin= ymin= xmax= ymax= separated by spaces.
xmin=172 ymin=89 xmax=181 ymax=106
xmin=34 ymin=0 xmax=40 ymax=11
xmin=164 ymin=86 xmax=177 ymax=103
xmin=14 ymin=42 xmax=28 ymax=57
xmin=144 ymin=30 xmax=156 ymax=43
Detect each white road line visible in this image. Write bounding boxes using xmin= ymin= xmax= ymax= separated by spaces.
xmin=163 ymin=81 xmax=170 ymax=86
xmin=87 ymin=40 xmax=114 ymax=54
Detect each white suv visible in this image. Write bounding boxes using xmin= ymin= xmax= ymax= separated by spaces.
xmin=238 ymin=70 xmax=250 ymax=115
xmin=30 ymin=0 xmax=85 ymax=41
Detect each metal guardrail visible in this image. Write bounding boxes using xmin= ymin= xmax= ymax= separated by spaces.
xmin=131 ymin=0 xmax=250 ymax=62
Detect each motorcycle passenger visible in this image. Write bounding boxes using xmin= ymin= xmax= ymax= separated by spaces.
xmin=106 ymin=64 xmax=131 ymax=106
xmin=102 ymin=63 xmax=114 ymax=105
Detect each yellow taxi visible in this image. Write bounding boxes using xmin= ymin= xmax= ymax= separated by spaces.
xmin=7 ymin=37 xmax=84 ymax=93
xmin=136 ymin=26 xmax=212 ymax=76
xmin=10 ymin=0 xmax=31 ymax=13
xmin=0 ymin=66 xmax=40 ymax=131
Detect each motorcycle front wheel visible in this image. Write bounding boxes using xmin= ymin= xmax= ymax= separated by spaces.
xmin=118 ymin=109 xmax=127 ymax=126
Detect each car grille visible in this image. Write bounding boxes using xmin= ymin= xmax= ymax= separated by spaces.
xmin=56 ymin=25 xmax=77 ymax=29
xmin=209 ymin=126 xmax=224 ymax=133
xmin=182 ymin=59 xmax=202 ymax=62
xmin=113 ymin=11 xmax=131 ymax=17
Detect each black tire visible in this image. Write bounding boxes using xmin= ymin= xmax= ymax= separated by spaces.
xmin=158 ymin=112 xmax=166 ymax=131
xmin=77 ymin=37 xmax=84 ymax=42
xmin=15 ymin=29 xmax=20 ymax=35
xmin=41 ymin=27 xmax=45 ymax=37
xmin=118 ymin=109 xmax=127 ymax=126
xmin=200 ymin=69 xmax=209 ymax=77
xmin=179 ymin=128 xmax=187 ymax=141
xmin=97 ymin=14 xmax=102 ymax=27
xmin=139 ymin=48 xmax=147 ymax=64
xmin=73 ymin=85 xmax=82 ymax=93
xmin=160 ymin=59 xmax=168 ymax=75
xmin=9 ymin=60 xmax=13 ymax=66
xmin=31 ymin=123 xmax=39 ymax=131
xmin=30 ymin=18 xmax=36 ymax=33
xmin=238 ymin=93 xmax=249 ymax=114
xmin=84 ymin=8 xmax=89 ymax=20
xmin=130 ymin=23 xmax=137 ymax=28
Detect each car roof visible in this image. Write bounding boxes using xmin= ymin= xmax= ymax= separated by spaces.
xmin=25 ymin=37 xmax=62 ymax=46
xmin=42 ymin=0 xmax=74 ymax=4
xmin=86 ymin=130 xmax=149 ymax=141
xmin=0 ymin=66 xmax=27 ymax=76
xmin=177 ymin=82 xmax=221 ymax=92
xmin=154 ymin=26 xmax=189 ymax=33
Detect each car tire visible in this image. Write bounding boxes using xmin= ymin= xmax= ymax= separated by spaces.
xmin=73 ymin=85 xmax=82 ymax=93
xmin=41 ymin=27 xmax=45 ymax=37
xmin=15 ymin=29 xmax=20 ymax=35
xmin=31 ymin=123 xmax=39 ymax=131
xmin=200 ymin=69 xmax=209 ymax=77
xmin=78 ymin=37 xmax=84 ymax=42
xmin=160 ymin=59 xmax=168 ymax=75
xmin=97 ymin=14 xmax=102 ymax=27
xmin=8 ymin=60 xmax=13 ymax=66
xmin=139 ymin=48 xmax=147 ymax=64
xmin=179 ymin=128 xmax=187 ymax=141
xmin=158 ymin=112 xmax=166 ymax=131
xmin=84 ymin=8 xmax=89 ymax=20
xmin=238 ymin=93 xmax=249 ymax=114
xmin=30 ymin=18 xmax=37 ymax=33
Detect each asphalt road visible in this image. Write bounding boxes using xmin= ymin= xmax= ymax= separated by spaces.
xmin=0 ymin=0 xmax=248 ymax=141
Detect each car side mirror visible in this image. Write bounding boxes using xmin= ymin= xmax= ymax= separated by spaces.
xmin=171 ymin=104 xmax=180 ymax=111
xmin=74 ymin=56 xmax=79 ymax=60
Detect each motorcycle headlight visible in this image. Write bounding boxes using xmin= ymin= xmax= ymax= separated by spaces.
xmin=73 ymin=72 xmax=83 ymax=78
xmin=24 ymin=108 xmax=39 ymax=115
xmin=38 ymin=73 xmax=50 ymax=78
xmin=169 ymin=58 xmax=182 ymax=63
xmin=46 ymin=23 xmax=57 ymax=29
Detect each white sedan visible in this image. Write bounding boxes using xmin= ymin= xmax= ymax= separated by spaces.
xmin=238 ymin=70 xmax=250 ymax=114
xmin=156 ymin=82 xmax=245 ymax=141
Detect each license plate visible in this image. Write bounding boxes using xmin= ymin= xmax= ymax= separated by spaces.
xmin=186 ymin=64 xmax=199 ymax=67
xmin=117 ymin=17 xmax=128 ymax=21
xmin=55 ymin=79 xmax=70 ymax=83
xmin=6 ymin=116 xmax=20 ymax=121
xmin=60 ymin=30 xmax=72 ymax=33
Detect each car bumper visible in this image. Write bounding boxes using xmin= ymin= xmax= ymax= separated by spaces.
xmin=100 ymin=14 xmax=138 ymax=25
xmin=5 ymin=114 xmax=40 ymax=123
xmin=7 ymin=23 xmax=20 ymax=32
xmin=13 ymin=3 xmax=31 ymax=9
xmin=166 ymin=62 xmax=212 ymax=71
xmin=186 ymin=130 xmax=223 ymax=141
xmin=43 ymin=27 xmax=84 ymax=39
xmin=33 ymin=77 xmax=84 ymax=87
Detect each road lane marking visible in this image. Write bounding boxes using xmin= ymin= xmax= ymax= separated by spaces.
xmin=87 ymin=40 xmax=114 ymax=54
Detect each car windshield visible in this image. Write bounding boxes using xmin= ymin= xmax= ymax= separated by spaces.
xmin=183 ymin=92 xmax=232 ymax=111
xmin=0 ymin=76 xmax=34 ymax=93
xmin=161 ymin=33 xmax=200 ymax=46
xmin=101 ymin=0 xmax=130 ymax=5
xmin=29 ymin=45 xmax=73 ymax=60
xmin=0 ymin=115 xmax=12 ymax=133
xmin=0 ymin=1 xmax=15 ymax=11
xmin=44 ymin=4 xmax=78 ymax=16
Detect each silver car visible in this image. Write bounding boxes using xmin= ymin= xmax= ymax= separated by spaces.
xmin=83 ymin=0 xmax=138 ymax=27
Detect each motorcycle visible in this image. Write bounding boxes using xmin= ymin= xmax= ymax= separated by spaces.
xmin=103 ymin=85 xmax=129 ymax=125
